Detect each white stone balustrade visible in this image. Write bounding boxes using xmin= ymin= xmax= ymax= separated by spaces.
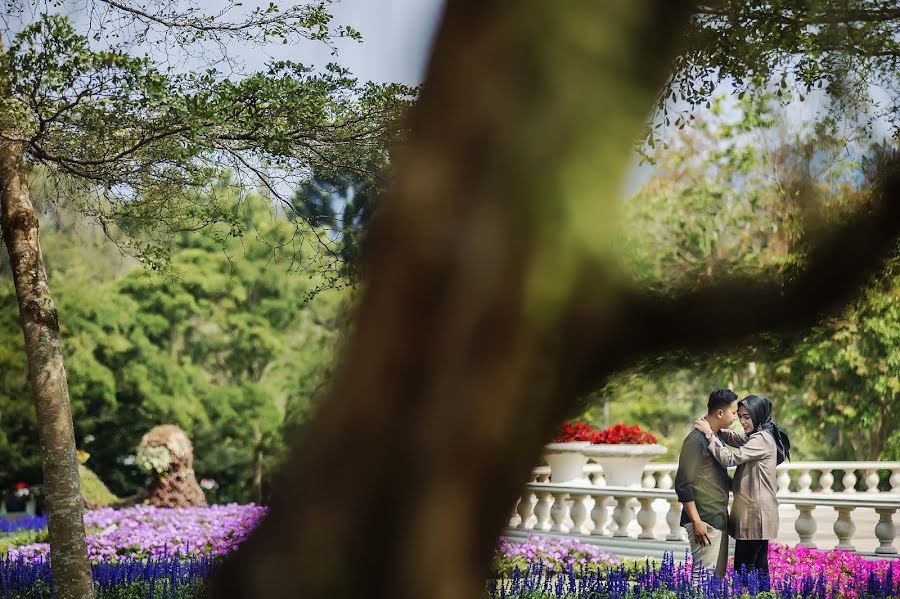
xmin=531 ymin=461 xmax=900 ymax=494
xmin=508 ymin=483 xmax=900 ymax=559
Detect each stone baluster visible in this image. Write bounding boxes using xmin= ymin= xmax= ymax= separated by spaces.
xmin=891 ymin=469 xmax=900 ymax=494
xmin=569 ymin=494 xmax=592 ymax=535
xmin=642 ymin=471 xmax=656 ymax=489
xmin=658 ymin=471 xmax=674 ymax=490
xmin=592 ymin=472 xmax=606 ymax=487
xmin=533 ymin=491 xmax=553 ymax=531
xmin=874 ymin=507 xmax=898 ymax=555
xmin=516 ymin=493 xmax=536 ymax=530
xmin=797 ymin=469 xmax=812 ymax=494
xmin=833 ymin=507 xmax=856 ymax=551
xmin=509 ymin=499 xmax=522 ymax=528
xmin=864 ymin=469 xmax=880 ymax=493
xmin=591 ymin=496 xmax=610 ymax=536
xmin=819 ymin=469 xmax=834 ymax=493
xmin=549 ymin=492 xmax=571 ymax=533
xmin=842 ymin=469 xmax=858 ymax=493
xmin=637 ymin=497 xmax=657 ymax=539
xmin=612 ymin=495 xmax=634 ymax=538
xmin=666 ymin=499 xmax=685 ymax=541
xmin=776 ymin=469 xmax=791 ymax=494
xmin=795 ymin=504 xmax=818 ymax=548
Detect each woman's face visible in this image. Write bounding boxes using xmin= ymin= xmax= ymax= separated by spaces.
xmin=738 ymin=405 xmax=754 ymax=433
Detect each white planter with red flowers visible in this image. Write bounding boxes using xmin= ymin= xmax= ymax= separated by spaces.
xmin=543 ymin=422 xmax=665 ymax=487
xmin=582 ymin=443 xmax=667 ymax=488
xmin=543 ymin=442 xmax=593 ymax=484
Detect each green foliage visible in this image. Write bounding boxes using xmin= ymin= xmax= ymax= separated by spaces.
xmin=0 ymin=186 xmax=347 ymax=501
xmin=649 ymin=1 xmax=900 ymax=152
xmin=491 ymin=556 xmax=660 ymax=581
xmin=1 ymin=12 xmax=414 ymax=277
xmin=79 ymin=465 xmax=122 ymax=508
xmin=779 ymin=253 xmax=900 ymax=460
xmin=591 ymin=95 xmax=898 ymax=461
xmin=884 ymin=428 xmax=900 ymax=462
xmin=0 ymin=528 xmax=49 ymax=554
xmin=1 ymin=581 xmax=205 ymax=599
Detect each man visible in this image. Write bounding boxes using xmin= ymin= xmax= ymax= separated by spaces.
xmin=674 ymin=388 xmax=739 ymax=584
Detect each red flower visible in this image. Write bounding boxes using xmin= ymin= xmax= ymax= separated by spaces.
xmin=15 ymin=482 xmax=28 ymax=490
xmin=591 ymin=423 xmax=657 ymax=444
xmin=551 ymin=421 xmax=657 ymax=444
xmin=551 ymin=421 xmax=599 ymax=443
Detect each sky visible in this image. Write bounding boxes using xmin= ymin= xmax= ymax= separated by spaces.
xmin=253 ymin=0 xmax=446 ymax=85
xmin=2 ymin=0 xmax=445 ymax=85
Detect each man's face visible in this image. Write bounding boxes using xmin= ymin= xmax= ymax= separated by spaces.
xmin=722 ymin=401 xmax=739 ymax=427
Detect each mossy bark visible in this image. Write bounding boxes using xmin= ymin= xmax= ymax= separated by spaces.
xmin=0 ymin=140 xmax=95 ymax=599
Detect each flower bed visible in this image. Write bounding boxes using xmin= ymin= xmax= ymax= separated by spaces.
xmin=3 ymin=519 xmax=899 ymax=599
xmin=491 ymin=536 xmax=900 ymax=599
xmin=1 ymin=554 xmax=215 ymax=599
xmin=6 ymin=504 xmax=265 ymax=563
xmin=493 ymin=535 xmax=621 ymax=576
xmin=486 ymin=552 xmax=899 ymax=599
xmin=766 ymin=543 xmax=899 ymax=599
xmin=0 ymin=516 xmax=47 ymax=534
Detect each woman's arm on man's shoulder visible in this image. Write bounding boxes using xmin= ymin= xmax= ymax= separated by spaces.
xmin=717 ymin=428 xmax=749 ymax=447
xmin=707 ymin=432 xmax=772 ymax=467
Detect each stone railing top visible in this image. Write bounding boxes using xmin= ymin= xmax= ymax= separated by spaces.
xmin=534 ymin=460 xmax=900 ymax=475
xmin=785 ymin=493 xmax=900 ymax=508
xmin=523 ymin=483 xmax=900 ymax=507
xmin=776 ymin=461 xmax=900 ymax=469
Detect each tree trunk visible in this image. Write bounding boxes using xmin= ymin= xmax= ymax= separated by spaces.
xmin=211 ymin=2 xmax=900 ymax=598
xmin=210 ymin=3 xmax=696 ymax=599
xmin=0 ymin=141 xmax=95 ymax=599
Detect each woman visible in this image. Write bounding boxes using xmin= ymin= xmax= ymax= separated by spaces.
xmin=694 ymin=395 xmax=791 ymax=588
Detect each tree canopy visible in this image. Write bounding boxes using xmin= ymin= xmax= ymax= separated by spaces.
xmin=651 ymin=0 xmax=900 ymax=152
xmin=1 ymin=9 xmax=412 ymax=274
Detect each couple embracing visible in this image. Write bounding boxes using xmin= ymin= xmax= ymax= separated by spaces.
xmin=674 ymin=389 xmax=792 ymax=588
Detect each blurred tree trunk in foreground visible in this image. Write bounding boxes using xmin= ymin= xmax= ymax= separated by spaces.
xmin=211 ymin=2 xmax=900 ymax=598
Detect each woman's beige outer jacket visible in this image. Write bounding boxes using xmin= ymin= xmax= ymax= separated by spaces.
xmin=708 ymin=428 xmax=779 ymax=540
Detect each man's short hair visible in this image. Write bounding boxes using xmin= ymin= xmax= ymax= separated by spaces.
xmin=707 ymin=388 xmax=738 ymax=413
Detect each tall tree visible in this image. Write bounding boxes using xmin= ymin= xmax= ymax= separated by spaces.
xmin=210 ymin=2 xmax=900 ymax=599
xmin=0 ymin=40 xmax=92 ymax=595
xmin=0 ymin=4 xmax=409 ymax=597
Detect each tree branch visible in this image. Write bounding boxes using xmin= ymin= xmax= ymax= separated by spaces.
xmin=30 ymin=124 xmax=197 ymax=167
xmin=97 ymin=0 xmax=337 ymax=38
xmin=695 ymin=4 xmax=900 ymax=26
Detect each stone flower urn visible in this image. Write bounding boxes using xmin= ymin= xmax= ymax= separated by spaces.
xmin=543 ymin=421 xmax=665 ymax=487
xmin=542 ymin=442 xmax=593 ymax=484
xmin=582 ymin=443 xmax=667 ymax=488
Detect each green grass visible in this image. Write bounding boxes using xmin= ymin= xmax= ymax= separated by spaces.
xmin=0 ymin=528 xmax=48 ymax=554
